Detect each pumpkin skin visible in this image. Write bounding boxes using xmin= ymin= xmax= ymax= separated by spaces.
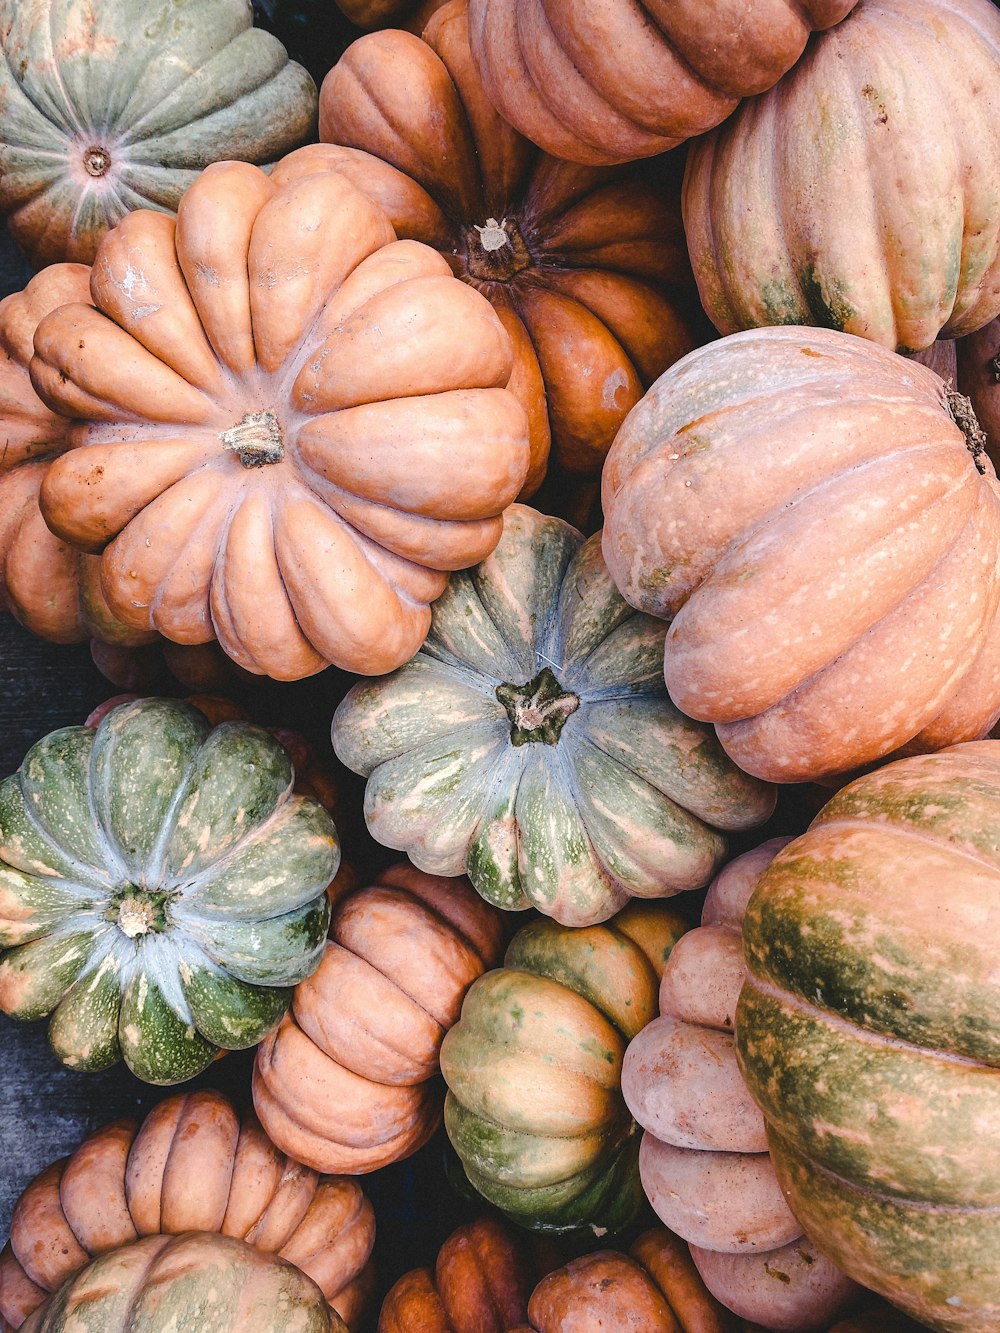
xmin=252 ymin=862 xmax=505 ymax=1174
xmin=602 ymin=326 xmax=1000 ymax=784
xmin=333 ymin=505 xmax=775 ymax=927
xmin=0 ymin=1089 xmax=374 ymax=1330
xmin=31 ymin=161 xmax=530 ymax=680
xmin=0 ymin=0 xmax=317 ymax=269
xmin=465 ymin=0 xmax=858 ymax=167
xmin=736 ymin=741 xmax=1000 ymax=1330
xmin=0 ymin=696 xmax=338 ymax=1084
xmin=307 ymin=0 xmax=709 ymax=487
xmin=440 ymin=901 xmax=689 ymax=1237
xmin=18 ymin=1232 xmax=341 ymax=1333
xmin=683 ymin=0 xmax=1000 ymax=354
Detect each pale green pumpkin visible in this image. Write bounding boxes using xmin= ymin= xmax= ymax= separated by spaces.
xmin=333 ymin=505 xmax=775 ymax=927
xmin=0 ymin=697 xmax=337 ymax=1084
xmin=0 ymin=0 xmax=317 ymax=266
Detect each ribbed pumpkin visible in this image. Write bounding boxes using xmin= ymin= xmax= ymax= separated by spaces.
xmin=253 ymin=863 xmax=504 ymax=1174
xmin=0 ymin=697 xmax=337 ymax=1083
xmin=465 ymin=0 xmax=858 ymax=167
xmin=304 ymin=0 xmax=709 ymax=487
xmin=0 ymin=1089 xmax=374 ymax=1330
xmin=683 ymin=0 xmax=1000 ymax=354
xmin=0 ymin=0 xmax=317 ymax=268
xmin=441 ymin=901 xmax=689 ymax=1236
xmin=334 ymin=505 xmax=775 ymax=927
xmin=31 ymin=159 xmax=530 ymax=680
xmin=623 ymin=842 xmax=864 ymax=1331
xmin=737 ymin=741 xmax=1000 ymax=1330
xmin=18 ymin=1233 xmax=341 ymax=1333
xmin=602 ymin=326 xmax=1000 ymax=784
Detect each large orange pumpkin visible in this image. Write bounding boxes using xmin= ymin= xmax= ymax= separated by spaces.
xmin=0 ymin=1090 xmax=375 ymax=1330
xmin=306 ymin=0 xmax=709 ymax=488
xmin=31 ymin=160 xmax=530 ymax=680
xmin=602 ymin=326 xmax=1000 ymax=783
xmin=466 ymin=0 xmax=858 ymax=166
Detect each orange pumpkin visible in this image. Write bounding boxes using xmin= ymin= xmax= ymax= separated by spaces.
xmin=31 ymin=160 xmax=530 ymax=680
xmin=306 ymin=0 xmax=709 ymax=488
xmin=0 ymin=1090 xmax=375 ymax=1330
xmin=253 ymin=863 xmax=505 ymax=1173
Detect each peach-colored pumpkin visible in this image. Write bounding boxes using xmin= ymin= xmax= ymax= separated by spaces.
xmin=32 ymin=160 xmax=530 ymax=680
xmin=253 ymin=863 xmax=505 ymax=1173
xmin=0 ymin=1090 xmax=375 ymax=1330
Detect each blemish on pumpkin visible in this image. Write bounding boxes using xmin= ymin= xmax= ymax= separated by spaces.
xmin=763 ymin=1263 xmax=791 ymax=1284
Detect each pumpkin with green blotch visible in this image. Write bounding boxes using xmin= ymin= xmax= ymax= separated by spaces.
xmin=440 ymin=899 xmax=689 ymax=1237
xmin=18 ymin=1232 xmax=343 ymax=1333
xmin=0 ymin=0 xmax=317 ymax=268
xmin=333 ymin=505 xmax=775 ymax=928
xmin=736 ymin=740 xmax=1000 ymax=1331
xmin=0 ymin=697 xmax=337 ymax=1085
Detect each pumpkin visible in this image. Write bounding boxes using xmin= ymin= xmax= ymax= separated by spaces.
xmin=602 ymin=326 xmax=1000 ymax=784
xmin=737 ymin=740 xmax=1000 ymax=1330
xmin=252 ymin=862 xmax=504 ymax=1174
xmin=441 ymin=900 xmax=689 ymax=1236
xmin=300 ymin=0 xmax=709 ymax=488
xmin=333 ymin=505 xmax=775 ymax=927
xmin=0 ymin=696 xmax=337 ymax=1083
xmin=0 ymin=1089 xmax=374 ymax=1330
xmin=683 ymin=0 xmax=1000 ymax=354
xmin=18 ymin=1232 xmax=342 ymax=1332
xmin=0 ymin=0 xmax=317 ymax=268
xmin=465 ymin=0 xmax=858 ymax=167
xmin=334 ymin=0 xmax=448 ymax=30
xmin=30 ymin=160 xmax=530 ymax=680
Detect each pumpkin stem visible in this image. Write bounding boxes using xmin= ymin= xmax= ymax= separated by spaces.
xmin=465 ymin=216 xmax=532 ymax=283
xmin=112 ymin=889 xmax=169 ymax=938
xmin=496 ymin=667 xmax=580 ymax=746
xmin=989 ymin=348 xmax=1000 ymax=384
xmin=221 ymin=410 xmax=284 ymax=468
xmin=82 ymin=146 xmax=111 ymax=178
xmin=946 ymin=388 xmax=988 ymax=474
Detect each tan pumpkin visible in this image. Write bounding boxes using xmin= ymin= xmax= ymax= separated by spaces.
xmin=253 ymin=863 xmax=505 ymax=1173
xmin=306 ymin=0 xmax=709 ymax=489
xmin=0 ymin=1090 xmax=375 ymax=1330
xmin=602 ymin=326 xmax=1000 ymax=783
xmin=30 ymin=159 xmax=530 ymax=680
xmin=466 ymin=0 xmax=858 ymax=166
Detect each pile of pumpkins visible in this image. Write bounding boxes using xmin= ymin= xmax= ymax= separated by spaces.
xmin=0 ymin=0 xmax=998 ymax=1329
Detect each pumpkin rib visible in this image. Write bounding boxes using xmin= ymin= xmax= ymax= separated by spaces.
xmin=797 ymin=815 xmax=1000 ymax=881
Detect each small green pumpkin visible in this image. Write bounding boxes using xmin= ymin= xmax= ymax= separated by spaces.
xmin=333 ymin=505 xmax=775 ymax=927
xmin=0 ymin=697 xmax=337 ymax=1084
xmin=441 ymin=900 xmax=689 ymax=1238
xmin=0 ymin=0 xmax=317 ymax=266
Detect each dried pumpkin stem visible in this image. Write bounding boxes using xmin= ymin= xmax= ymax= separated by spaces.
xmin=83 ymin=146 xmax=112 ymax=177
xmin=946 ymin=388 xmax=988 ymax=474
xmin=221 ymin=410 xmax=284 ymax=468
xmin=465 ymin=216 xmax=532 ymax=282
xmin=496 ymin=667 xmax=580 ymax=746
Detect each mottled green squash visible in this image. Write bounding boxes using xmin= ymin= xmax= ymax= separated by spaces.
xmin=0 ymin=698 xmax=337 ymax=1084
xmin=441 ymin=900 xmax=689 ymax=1237
xmin=333 ymin=505 xmax=774 ymax=927
xmin=737 ymin=740 xmax=1000 ymax=1331
xmin=20 ymin=1232 xmax=342 ymax=1332
xmin=0 ymin=0 xmax=317 ymax=266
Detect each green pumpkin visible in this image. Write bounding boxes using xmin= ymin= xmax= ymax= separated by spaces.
xmin=441 ymin=900 xmax=688 ymax=1237
xmin=21 ymin=1232 xmax=342 ymax=1332
xmin=0 ymin=697 xmax=336 ymax=1084
xmin=333 ymin=505 xmax=775 ymax=927
xmin=0 ymin=0 xmax=317 ymax=266
xmin=737 ymin=740 xmax=1000 ymax=1332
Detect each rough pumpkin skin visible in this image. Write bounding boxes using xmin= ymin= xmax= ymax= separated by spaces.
xmin=737 ymin=740 xmax=1000 ymax=1330
xmin=440 ymin=901 xmax=689 ymax=1237
xmin=31 ymin=160 xmax=530 ymax=680
xmin=17 ymin=1232 xmax=342 ymax=1333
xmin=465 ymin=0 xmax=858 ymax=166
xmin=0 ymin=0 xmax=317 ymax=268
xmin=305 ymin=0 xmax=709 ymax=487
xmin=602 ymin=326 xmax=1000 ymax=784
xmin=334 ymin=505 xmax=775 ymax=927
xmin=0 ymin=1089 xmax=375 ymax=1330
xmin=683 ymin=0 xmax=1000 ymax=353
xmin=0 ymin=697 xmax=338 ymax=1084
